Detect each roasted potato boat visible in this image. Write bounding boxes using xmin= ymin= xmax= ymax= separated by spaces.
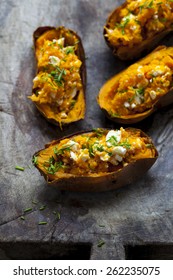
xmin=98 ymin=46 xmax=173 ymax=124
xmin=29 ymin=26 xmax=86 ymax=127
xmin=104 ymin=0 xmax=173 ymax=60
xmin=32 ymin=128 xmax=158 ymax=192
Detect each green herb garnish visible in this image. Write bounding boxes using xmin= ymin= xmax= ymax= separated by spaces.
xmin=38 ymin=221 xmax=47 ymax=225
xmin=146 ymin=143 xmax=153 ymax=148
xmin=97 ymin=240 xmax=105 ymax=248
xmin=32 ymin=155 xmax=38 ymax=165
xmin=20 ymin=216 xmax=25 ymax=220
xmin=54 ymin=145 xmax=73 ymax=155
xmin=88 ymin=145 xmax=95 ymax=157
xmin=50 ymin=67 xmax=66 ymax=86
xmin=23 ymin=208 xmax=32 ymax=213
xmin=116 ymin=17 xmax=130 ymax=35
xmin=93 ymin=128 xmax=105 ymax=137
xmin=44 ymin=160 xmax=64 ymax=175
xmin=39 ymin=205 xmax=46 ymax=211
xmin=136 ymin=87 xmax=145 ymax=96
xmin=65 ymin=47 xmax=74 ymax=55
xmin=15 ymin=166 xmax=25 ymax=171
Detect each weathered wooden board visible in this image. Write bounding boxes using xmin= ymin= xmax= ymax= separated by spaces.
xmin=0 ymin=0 xmax=173 ymax=259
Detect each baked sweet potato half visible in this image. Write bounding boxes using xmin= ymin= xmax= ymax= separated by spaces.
xmin=98 ymin=46 xmax=173 ymax=124
xmin=29 ymin=26 xmax=86 ymax=126
xmin=32 ymin=128 xmax=158 ymax=192
xmin=104 ymin=0 xmax=173 ymax=60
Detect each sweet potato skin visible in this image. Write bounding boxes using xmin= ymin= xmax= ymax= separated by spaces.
xmin=31 ymin=26 xmax=86 ymax=126
xmin=104 ymin=1 xmax=173 ymax=60
xmin=97 ymin=46 xmax=173 ymax=124
xmin=33 ymin=128 xmax=158 ymax=192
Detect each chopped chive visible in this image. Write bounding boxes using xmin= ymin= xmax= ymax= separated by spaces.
xmin=23 ymin=208 xmax=32 ymax=213
xmin=97 ymin=240 xmax=105 ymax=248
xmin=38 ymin=221 xmax=47 ymax=225
xmin=39 ymin=205 xmax=46 ymax=211
xmin=15 ymin=166 xmax=25 ymax=171
xmin=32 ymin=156 xmax=38 ymax=165
xmin=53 ymin=211 xmax=61 ymax=220
xmin=20 ymin=216 xmax=25 ymax=220
xmin=32 ymin=200 xmax=38 ymax=205
xmin=146 ymin=144 xmax=153 ymax=148
xmin=99 ymin=225 xmax=105 ymax=228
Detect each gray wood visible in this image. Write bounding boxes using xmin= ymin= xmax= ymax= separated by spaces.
xmin=0 ymin=0 xmax=173 ymax=260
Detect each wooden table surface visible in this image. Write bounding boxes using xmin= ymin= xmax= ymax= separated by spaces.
xmin=0 ymin=0 xmax=173 ymax=260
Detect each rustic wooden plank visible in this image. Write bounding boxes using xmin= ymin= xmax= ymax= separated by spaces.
xmin=0 ymin=0 xmax=173 ymax=259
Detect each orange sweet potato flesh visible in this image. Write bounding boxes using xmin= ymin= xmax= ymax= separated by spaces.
xmin=98 ymin=46 xmax=173 ymax=124
xmin=29 ymin=26 xmax=86 ymax=127
xmin=32 ymin=128 xmax=158 ymax=192
xmin=104 ymin=0 xmax=173 ymax=60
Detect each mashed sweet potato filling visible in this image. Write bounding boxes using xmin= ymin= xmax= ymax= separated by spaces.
xmin=35 ymin=128 xmax=156 ymax=177
xmin=29 ymin=29 xmax=84 ymax=123
xmin=101 ymin=46 xmax=173 ymax=117
xmin=105 ymin=0 xmax=173 ymax=49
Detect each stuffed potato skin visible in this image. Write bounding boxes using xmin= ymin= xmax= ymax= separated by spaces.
xmin=104 ymin=0 xmax=173 ymax=60
xmin=33 ymin=128 xmax=158 ymax=192
xmin=29 ymin=26 xmax=86 ymax=127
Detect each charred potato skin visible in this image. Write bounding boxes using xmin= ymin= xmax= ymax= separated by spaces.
xmin=97 ymin=46 xmax=173 ymax=124
xmin=33 ymin=128 xmax=158 ymax=192
xmin=104 ymin=2 xmax=173 ymax=60
xmin=31 ymin=26 xmax=86 ymax=126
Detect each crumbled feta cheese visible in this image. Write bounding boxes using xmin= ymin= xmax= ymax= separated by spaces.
xmin=57 ymin=37 xmax=65 ymax=47
xmin=66 ymin=140 xmax=79 ymax=152
xmin=134 ymin=95 xmax=142 ymax=104
xmin=137 ymin=66 xmax=143 ymax=72
xmin=33 ymin=76 xmax=39 ymax=82
xmin=131 ymin=103 xmax=136 ymax=109
xmin=124 ymin=101 xmax=130 ymax=108
xmin=130 ymin=25 xmax=137 ymax=31
xmin=49 ymin=56 xmax=60 ymax=66
xmin=112 ymin=146 xmax=127 ymax=156
xmin=115 ymin=154 xmax=123 ymax=162
xmin=60 ymin=112 xmax=67 ymax=118
xmin=151 ymin=70 xmax=164 ymax=77
xmin=78 ymin=149 xmax=90 ymax=162
xmin=106 ymin=130 xmax=121 ymax=147
xmin=99 ymin=152 xmax=110 ymax=162
xmin=149 ymin=90 xmax=157 ymax=100
xmin=70 ymin=87 xmax=77 ymax=98
xmin=70 ymin=151 xmax=78 ymax=161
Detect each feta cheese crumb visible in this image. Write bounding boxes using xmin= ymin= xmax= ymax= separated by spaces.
xmin=106 ymin=130 xmax=121 ymax=147
xmin=112 ymin=146 xmax=127 ymax=156
xmin=66 ymin=140 xmax=79 ymax=152
xmin=99 ymin=152 xmax=110 ymax=162
xmin=149 ymin=90 xmax=157 ymax=100
xmin=124 ymin=101 xmax=130 ymax=108
xmin=131 ymin=103 xmax=136 ymax=109
xmin=78 ymin=149 xmax=90 ymax=162
xmin=70 ymin=87 xmax=77 ymax=98
xmin=49 ymin=56 xmax=60 ymax=66
xmin=70 ymin=151 xmax=78 ymax=161
xmin=60 ymin=112 xmax=67 ymax=118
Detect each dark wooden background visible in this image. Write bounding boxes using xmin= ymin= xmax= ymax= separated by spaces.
xmin=0 ymin=0 xmax=173 ymax=259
